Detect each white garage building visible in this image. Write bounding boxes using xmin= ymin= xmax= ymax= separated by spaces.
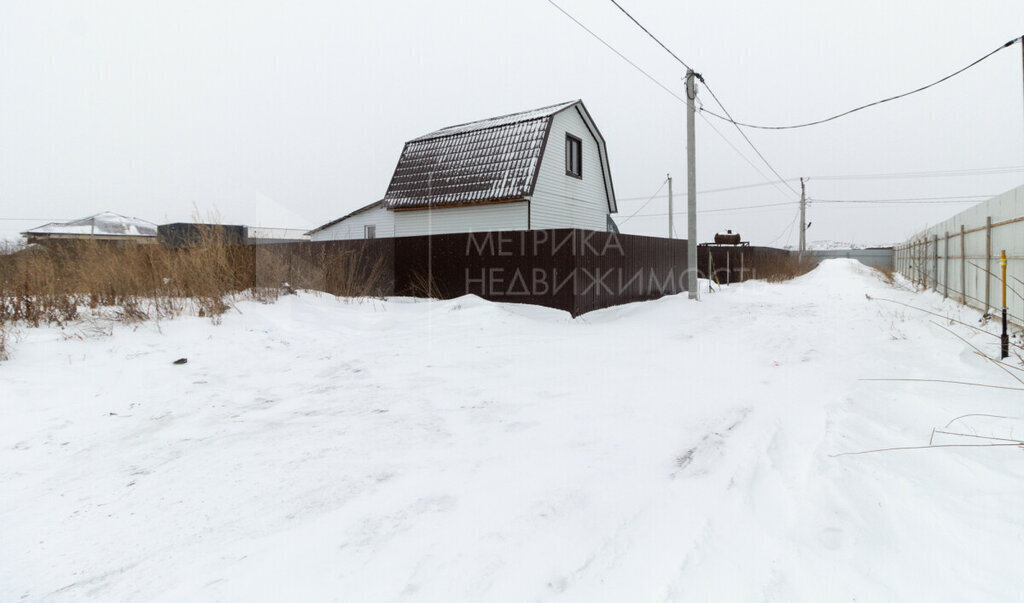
xmin=309 ymin=100 xmax=618 ymax=241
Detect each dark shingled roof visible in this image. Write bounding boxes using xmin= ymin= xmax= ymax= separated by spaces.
xmin=383 ymin=100 xmax=579 ymax=210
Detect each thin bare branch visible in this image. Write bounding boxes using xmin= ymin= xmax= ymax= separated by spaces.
xmin=932 ymin=430 xmax=1024 ymax=444
xmin=930 ymin=320 xmax=1024 ymax=386
xmin=943 ymin=413 xmax=1018 ymax=428
xmin=866 ymin=295 xmax=1000 ymax=340
xmin=859 ymin=378 xmax=1024 ymax=391
xmin=967 ymin=261 xmax=1024 ymax=305
xmin=830 ymin=442 xmax=1023 ymax=458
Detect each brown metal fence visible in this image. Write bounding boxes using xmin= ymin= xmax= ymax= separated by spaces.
xmin=232 ymin=231 xmax=795 ymax=316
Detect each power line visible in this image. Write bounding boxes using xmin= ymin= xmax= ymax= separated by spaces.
xmin=812 ymin=165 xmax=1024 ymax=181
xmin=765 ymin=207 xmax=801 ymax=246
xmin=700 ymin=36 xmax=1024 ymax=130
xmin=812 ymin=195 xmax=992 ymax=204
xmin=625 ymin=194 xmax=985 ymax=219
xmin=699 ymin=201 xmax=796 ymax=213
xmin=618 ymin=178 xmax=668 ymax=224
xmin=545 ymin=0 xmax=687 ymax=104
xmin=629 ymin=203 xmax=797 ymax=219
xmin=547 ymin=0 xmax=795 ymax=203
xmin=601 ymin=0 xmax=799 ymax=198
xmin=697 ymin=78 xmax=800 ymax=196
xmin=607 ymin=0 xmax=693 ymax=71
xmin=615 ymin=165 xmax=1024 ymax=202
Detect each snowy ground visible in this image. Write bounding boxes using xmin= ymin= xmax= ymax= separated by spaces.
xmin=3 ymin=259 xmax=1024 ymax=601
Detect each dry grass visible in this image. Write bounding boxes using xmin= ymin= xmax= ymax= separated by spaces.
xmin=406 ymin=270 xmax=446 ymax=299
xmin=873 ymin=264 xmax=897 ymax=285
xmin=751 ymin=252 xmax=818 ymax=282
xmin=0 ymin=230 xmax=391 ymax=359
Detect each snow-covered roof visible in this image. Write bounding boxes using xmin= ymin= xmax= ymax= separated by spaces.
xmin=23 ymin=212 xmax=157 ymax=238
xmin=383 ymin=101 xmax=581 ymax=210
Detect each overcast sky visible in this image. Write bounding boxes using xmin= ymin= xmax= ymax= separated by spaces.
xmin=2 ymin=1 xmax=1023 ymax=246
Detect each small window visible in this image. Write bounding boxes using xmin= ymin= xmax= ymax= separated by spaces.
xmin=364 ymin=224 xmax=376 ymax=239
xmin=565 ymin=134 xmax=582 ymax=178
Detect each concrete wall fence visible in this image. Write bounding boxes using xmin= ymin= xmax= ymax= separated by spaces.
xmin=894 ymin=183 xmax=1024 ymax=324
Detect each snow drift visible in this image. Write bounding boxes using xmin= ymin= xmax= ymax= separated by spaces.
xmin=2 ymin=259 xmax=1023 ymax=601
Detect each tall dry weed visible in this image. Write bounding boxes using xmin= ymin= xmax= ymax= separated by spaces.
xmin=0 ymin=232 xmax=390 ymax=359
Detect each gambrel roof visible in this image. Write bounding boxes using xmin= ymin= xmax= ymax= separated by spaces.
xmin=383 ymin=100 xmax=616 ymax=212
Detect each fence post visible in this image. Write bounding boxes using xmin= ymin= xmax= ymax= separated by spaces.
xmin=960 ymin=224 xmax=966 ymax=304
xmin=985 ymin=216 xmax=992 ymax=311
xmin=932 ymin=234 xmax=938 ymax=292
xmin=921 ymin=238 xmax=929 ymax=288
xmin=944 ymin=232 xmax=949 ymax=299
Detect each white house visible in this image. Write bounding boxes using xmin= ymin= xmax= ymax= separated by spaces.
xmin=309 ymin=100 xmax=618 ymax=241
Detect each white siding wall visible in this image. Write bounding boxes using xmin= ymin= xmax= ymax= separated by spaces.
xmin=393 ymin=201 xmax=528 ymax=237
xmin=310 ymin=204 xmax=394 ymax=241
xmin=529 ymin=107 xmax=611 ymax=231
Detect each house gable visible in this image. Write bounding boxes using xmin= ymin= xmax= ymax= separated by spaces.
xmin=528 ymin=104 xmax=617 ymax=231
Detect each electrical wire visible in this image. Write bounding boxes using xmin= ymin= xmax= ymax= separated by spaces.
xmin=812 ymin=165 xmax=1024 ymax=181
xmin=765 ymin=207 xmax=801 ymax=246
xmin=618 ymin=178 xmax=668 ymax=224
xmin=629 ymin=201 xmax=798 ymax=219
xmin=697 ymin=111 xmax=795 ymax=200
xmin=812 ymin=195 xmax=993 ymax=204
xmin=700 ymin=36 xmax=1024 ymax=130
xmin=547 ymin=0 xmax=798 ymax=206
xmin=544 ymin=0 xmax=687 ymax=104
xmin=608 ymin=0 xmax=693 ymax=71
xmin=698 ymin=78 xmax=799 ymax=196
xmin=614 ymin=165 xmax=1023 ymax=202
xmin=601 ymin=0 xmax=798 ymax=197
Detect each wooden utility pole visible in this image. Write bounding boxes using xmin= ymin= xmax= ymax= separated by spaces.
xmin=667 ymin=174 xmax=673 ymax=239
xmin=686 ymin=69 xmax=698 ymax=300
xmin=798 ymin=177 xmax=807 ymax=257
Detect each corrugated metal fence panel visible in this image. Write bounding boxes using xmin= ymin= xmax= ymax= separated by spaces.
xmin=895 ymin=184 xmax=1024 ymax=324
xmin=697 ymin=246 xmax=792 ymax=283
xmin=392 ymin=230 xmax=689 ymax=316
xmin=235 ymin=234 xmax=798 ymax=316
xmin=804 ymin=249 xmax=893 ymax=269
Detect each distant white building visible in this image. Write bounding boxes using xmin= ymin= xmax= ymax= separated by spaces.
xmin=22 ymin=212 xmax=158 ymax=245
xmin=309 ymin=100 xmax=618 ymax=241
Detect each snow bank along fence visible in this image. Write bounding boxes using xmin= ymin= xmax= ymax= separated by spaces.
xmin=894 ymin=184 xmax=1024 ymax=325
xmin=232 ymin=230 xmax=685 ymax=316
xmin=231 ymin=230 xmax=805 ymax=316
